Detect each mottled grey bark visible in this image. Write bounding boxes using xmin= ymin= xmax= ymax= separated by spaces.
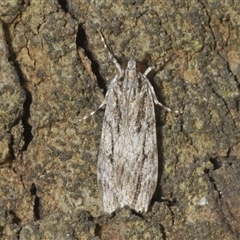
xmin=0 ymin=0 xmax=239 ymax=239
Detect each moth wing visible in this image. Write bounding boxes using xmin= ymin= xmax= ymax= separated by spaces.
xmin=97 ymin=77 xmax=122 ymax=214
xmin=115 ymin=76 xmax=158 ymax=213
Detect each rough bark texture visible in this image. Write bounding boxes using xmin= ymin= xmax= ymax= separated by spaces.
xmin=0 ymin=0 xmax=239 ymax=239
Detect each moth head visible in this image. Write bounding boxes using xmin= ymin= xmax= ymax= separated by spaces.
xmin=127 ymin=59 xmax=136 ymax=70
xmin=126 ymin=58 xmax=138 ymax=80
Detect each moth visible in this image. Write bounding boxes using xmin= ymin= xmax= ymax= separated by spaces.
xmin=90 ymin=30 xmax=176 ymax=214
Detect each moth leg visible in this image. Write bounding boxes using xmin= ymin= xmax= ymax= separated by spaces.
xmin=143 ymin=66 xmax=153 ymax=77
xmin=144 ymin=53 xmax=174 ymax=76
xmin=79 ymin=100 xmax=106 ymax=121
xmin=97 ymin=29 xmax=122 ymax=74
xmin=144 ymin=65 xmax=181 ymax=114
xmin=142 ymin=67 xmax=171 ymax=112
xmin=151 ymin=87 xmax=172 ymax=112
xmin=151 ymin=85 xmax=181 ymax=114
